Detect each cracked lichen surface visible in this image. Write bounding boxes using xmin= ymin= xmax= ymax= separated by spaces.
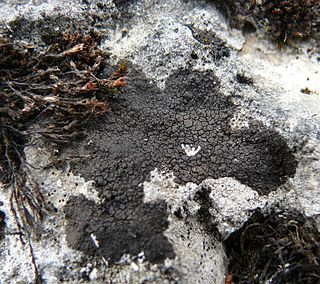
xmin=64 ymin=67 xmax=297 ymax=263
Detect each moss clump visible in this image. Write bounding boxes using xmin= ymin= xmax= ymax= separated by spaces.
xmin=210 ymin=0 xmax=320 ymax=45
xmin=0 ymin=30 xmax=127 ymax=241
xmin=224 ymin=209 xmax=320 ymax=283
xmin=258 ymin=0 xmax=320 ymax=44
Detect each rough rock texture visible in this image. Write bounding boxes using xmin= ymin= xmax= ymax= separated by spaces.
xmin=0 ymin=0 xmax=319 ymax=283
xmin=0 ymin=0 xmax=119 ymax=45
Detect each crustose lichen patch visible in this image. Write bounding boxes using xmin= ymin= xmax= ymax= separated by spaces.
xmin=65 ymin=67 xmax=298 ymax=263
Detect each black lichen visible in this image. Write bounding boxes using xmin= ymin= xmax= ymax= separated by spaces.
xmin=224 ymin=209 xmax=320 ymax=283
xmin=65 ymin=67 xmax=297 ymax=263
xmin=186 ymin=25 xmax=231 ymax=59
xmin=64 ymin=195 xmax=175 ymax=263
xmin=236 ymin=72 xmax=254 ymax=85
xmin=0 ymin=210 xmax=5 ymax=239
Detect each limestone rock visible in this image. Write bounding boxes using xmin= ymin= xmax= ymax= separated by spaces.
xmin=0 ymin=0 xmax=319 ymax=283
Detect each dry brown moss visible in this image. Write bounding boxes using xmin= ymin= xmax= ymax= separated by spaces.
xmin=211 ymin=0 xmax=320 ymax=45
xmin=224 ymin=209 xmax=320 ymax=283
xmin=258 ymin=0 xmax=320 ymax=44
xmin=0 ymin=30 xmax=127 ymax=241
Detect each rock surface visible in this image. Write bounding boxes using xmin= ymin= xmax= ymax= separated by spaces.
xmin=0 ymin=0 xmax=319 ymax=283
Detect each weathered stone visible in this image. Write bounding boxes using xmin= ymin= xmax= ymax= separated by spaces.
xmin=0 ymin=0 xmax=319 ymax=283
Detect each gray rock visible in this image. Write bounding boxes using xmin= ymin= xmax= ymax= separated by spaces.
xmin=0 ymin=0 xmax=319 ymax=283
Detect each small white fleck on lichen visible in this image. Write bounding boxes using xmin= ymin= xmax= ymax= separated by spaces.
xmin=181 ymin=144 xmax=201 ymax=156
xmin=90 ymin=233 xmax=100 ymax=248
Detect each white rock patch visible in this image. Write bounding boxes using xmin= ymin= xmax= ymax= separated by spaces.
xmin=202 ymin=178 xmax=265 ymax=238
xmin=143 ymin=168 xmax=199 ymax=215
